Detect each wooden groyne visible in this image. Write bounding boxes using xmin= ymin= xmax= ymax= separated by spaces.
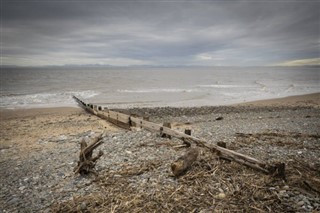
xmin=73 ymin=96 xmax=285 ymax=177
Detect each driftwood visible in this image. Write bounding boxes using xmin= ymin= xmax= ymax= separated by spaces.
xmin=171 ymin=148 xmax=199 ymax=177
xmin=74 ymin=132 xmax=105 ymax=175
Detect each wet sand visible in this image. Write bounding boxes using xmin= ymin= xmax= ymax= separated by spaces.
xmin=238 ymin=92 xmax=320 ymax=107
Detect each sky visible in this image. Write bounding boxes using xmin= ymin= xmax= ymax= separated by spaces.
xmin=1 ymin=0 xmax=320 ymax=67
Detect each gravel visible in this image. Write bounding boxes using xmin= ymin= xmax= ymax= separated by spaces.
xmin=0 ymin=105 xmax=319 ymax=212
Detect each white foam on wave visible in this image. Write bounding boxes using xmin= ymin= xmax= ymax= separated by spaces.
xmin=253 ymin=81 xmax=269 ymax=91
xmin=285 ymin=84 xmax=296 ymax=93
xmin=0 ymin=90 xmax=99 ymax=108
xmin=198 ymin=84 xmax=253 ymax=88
xmin=117 ymin=88 xmax=197 ymax=93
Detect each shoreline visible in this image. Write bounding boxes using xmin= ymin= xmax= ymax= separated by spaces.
xmin=235 ymin=92 xmax=320 ymax=107
xmin=1 ymin=93 xmax=319 ymax=118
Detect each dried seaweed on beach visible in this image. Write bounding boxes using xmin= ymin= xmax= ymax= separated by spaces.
xmin=52 ymin=149 xmax=320 ymax=213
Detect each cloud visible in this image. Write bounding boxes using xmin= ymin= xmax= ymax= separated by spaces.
xmin=275 ymin=58 xmax=320 ymax=66
xmin=196 ymin=54 xmax=214 ymax=61
xmin=2 ymin=1 xmax=320 ymax=66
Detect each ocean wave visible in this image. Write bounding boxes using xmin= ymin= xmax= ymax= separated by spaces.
xmin=198 ymin=84 xmax=250 ymax=88
xmin=117 ymin=88 xmax=196 ymax=93
xmin=0 ymin=90 xmax=99 ymax=108
xmin=285 ymin=84 xmax=295 ymax=93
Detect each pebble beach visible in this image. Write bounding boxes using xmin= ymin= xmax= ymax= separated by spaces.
xmin=0 ymin=93 xmax=319 ymax=212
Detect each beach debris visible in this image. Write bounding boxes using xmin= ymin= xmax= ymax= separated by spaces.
xmin=216 ymin=141 xmax=232 ymax=162
xmin=216 ymin=116 xmax=224 ymax=120
xmin=183 ymin=129 xmax=192 ymax=147
xmin=72 ymin=96 xmax=285 ymax=176
xmin=160 ymin=122 xmax=172 ymax=139
xmin=73 ymin=131 xmax=106 ymax=175
xmin=217 ymin=141 xmax=227 ymax=148
xmin=184 ymin=129 xmax=192 ymax=136
xmin=171 ymin=148 xmax=199 ymax=177
xmin=267 ymin=162 xmax=286 ymax=180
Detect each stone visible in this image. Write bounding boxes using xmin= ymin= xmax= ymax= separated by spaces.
xmin=217 ymin=193 xmax=226 ymax=199
xmin=283 ymin=185 xmax=289 ymax=190
xmin=307 ymin=205 xmax=313 ymax=209
xmin=80 ymin=202 xmax=87 ymax=210
xmin=294 ymin=190 xmax=300 ymax=195
xmin=8 ymin=197 xmax=19 ymax=205
xmin=18 ymin=186 xmax=26 ymax=191
xmin=57 ymin=172 xmax=65 ymax=177
xmin=279 ymin=190 xmax=286 ymax=194
xmin=297 ymin=200 xmax=304 ymax=206
xmin=43 ymin=208 xmax=51 ymax=213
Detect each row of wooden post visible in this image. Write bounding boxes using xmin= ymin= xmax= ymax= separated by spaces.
xmin=73 ymin=96 xmax=285 ymax=177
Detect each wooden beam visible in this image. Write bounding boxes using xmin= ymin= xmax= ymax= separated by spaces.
xmin=97 ymin=111 xmax=131 ymax=130
xmin=72 ymin=96 xmax=282 ymax=175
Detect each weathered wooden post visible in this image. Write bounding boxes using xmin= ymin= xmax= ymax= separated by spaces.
xmin=161 ymin=122 xmax=172 ymax=139
xmin=183 ymin=129 xmax=192 ymax=147
xmin=73 ymin=96 xmax=284 ymax=176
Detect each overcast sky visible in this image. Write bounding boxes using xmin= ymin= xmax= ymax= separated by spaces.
xmin=2 ymin=0 xmax=319 ymax=67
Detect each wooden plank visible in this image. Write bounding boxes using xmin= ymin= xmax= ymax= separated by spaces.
xmin=130 ymin=113 xmax=266 ymax=168
xmin=109 ymin=111 xmax=131 ymax=124
xmin=130 ymin=115 xmax=267 ymax=171
xmin=73 ymin=96 xmax=129 ymax=128
xmin=130 ymin=116 xmax=163 ymax=131
xmin=72 ymin=96 xmax=281 ymax=175
xmin=160 ymin=127 xmax=265 ymax=166
xmin=96 ymin=111 xmax=130 ymax=130
xmin=97 ymin=111 xmax=130 ymax=124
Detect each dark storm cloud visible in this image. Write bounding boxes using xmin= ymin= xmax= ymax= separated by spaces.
xmin=2 ymin=0 xmax=319 ymax=66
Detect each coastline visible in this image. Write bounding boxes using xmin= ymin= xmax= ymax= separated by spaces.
xmin=1 ymin=92 xmax=319 ymax=212
xmin=0 ymin=107 xmax=81 ymax=120
xmin=236 ymin=92 xmax=320 ymax=107
xmin=1 ymin=92 xmax=319 ymax=119
xmin=2 ymin=93 xmax=318 ymax=148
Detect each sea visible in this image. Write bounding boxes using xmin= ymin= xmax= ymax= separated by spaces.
xmin=0 ymin=66 xmax=319 ymax=109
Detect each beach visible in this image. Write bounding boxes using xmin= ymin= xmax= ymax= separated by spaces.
xmin=0 ymin=93 xmax=320 ymax=212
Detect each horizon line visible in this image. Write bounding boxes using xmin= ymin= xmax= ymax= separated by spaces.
xmin=2 ymin=64 xmax=320 ymax=69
